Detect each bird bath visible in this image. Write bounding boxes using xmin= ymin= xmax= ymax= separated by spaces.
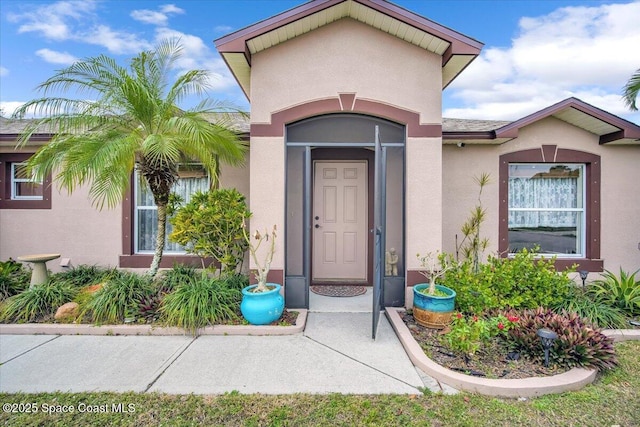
xmin=17 ymin=253 xmax=61 ymax=288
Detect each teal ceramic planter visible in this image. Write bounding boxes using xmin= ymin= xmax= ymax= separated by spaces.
xmin=241 ymin=283 xmax=284 ymax=325
xmin=413 ymin=284 xmax=456 ymax=312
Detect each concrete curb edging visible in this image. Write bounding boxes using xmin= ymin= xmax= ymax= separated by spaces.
xmin=0 ymin=309 xmax=307 ymax=336
xmin=386 ymin=307 xmax=598 ymax=398
xmin=602 ymin=328 xmax=640 ymax=341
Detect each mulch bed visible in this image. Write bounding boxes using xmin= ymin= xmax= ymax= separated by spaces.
xmin=401 ymin=311 xmax=570 ymax=379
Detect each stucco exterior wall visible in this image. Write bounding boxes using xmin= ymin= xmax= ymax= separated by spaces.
xmin=442 ymin=117 xmax=640 ymax=273
xmin=250 ymin=18 xmax=442 ymax=124
xmin=0 ymin=183 xmax=121 ymax=272
xmin=249 ymin=17 xmax=445 ymax=285
xmin=248 ymin=137 xmax=285 ymax=272
xmin=0 ymin=155 xmax=251 ymax=272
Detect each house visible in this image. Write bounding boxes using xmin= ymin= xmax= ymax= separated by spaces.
xmin=1 ymin=0 xmax=639 ymax=315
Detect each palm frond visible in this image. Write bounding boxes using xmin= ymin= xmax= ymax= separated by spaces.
xmin=622 ymin=68 xmax=640 ymax=111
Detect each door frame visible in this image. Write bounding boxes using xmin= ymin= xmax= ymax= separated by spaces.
xmin=311 ymin=148 xmax=374 ymax=285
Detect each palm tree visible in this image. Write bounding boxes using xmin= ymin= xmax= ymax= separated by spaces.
xmin=623 ymin=68 xmax=640 ymax=111
xmin=12 ymin=39 xmax=247 ymax=278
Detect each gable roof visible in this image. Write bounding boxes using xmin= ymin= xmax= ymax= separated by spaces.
xmin=495 ymin=98 xmax=640 ymax=145
xmin=444 ymin=98 xmax=640 ymax=145
xmin=215 ymin=0 xmax=483 ymax=99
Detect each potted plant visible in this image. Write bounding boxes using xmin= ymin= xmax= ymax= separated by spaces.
xmin=240 ymin=224 xmax=284 ymax=325
xmin=413 ymin=252 xmax=456 ymax=329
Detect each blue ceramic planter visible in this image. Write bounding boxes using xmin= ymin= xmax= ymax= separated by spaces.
xmin=413 ymin=284 xmax=456 ymax=312
xmin=241 ymin=283 xmax=285 ymax=325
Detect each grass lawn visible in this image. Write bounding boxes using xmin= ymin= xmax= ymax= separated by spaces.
xmin=1 ymin=341 xmax=638 ymax=426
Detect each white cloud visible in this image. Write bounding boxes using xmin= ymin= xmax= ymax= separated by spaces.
xmin=0 ymin=101 xmax=27 ymax=117
xmin=8 ymin=0 xmax=97 ymax=41
xmin=131 ymin=10 xmax=169 ymax=26
xmin=0 ymin=66 xmax=8 ymax=77
xmin=9 ymin=0 xmax=150 ymax=55
xmin=84 ymin=25 xmax=151 ymax=54
xmin=446 ymin=2 xmax=640 ymax=123
xmin=131 ymin=4 xmax=185 ymax=26
xmin=155 ymin=28 xmax=237 ymax=91
xmin=160 ymin=4 xmax=185 ymax=15
xmin=35 ymin=48 xmax=78 ymax=65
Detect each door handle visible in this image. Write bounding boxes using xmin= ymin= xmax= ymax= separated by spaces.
xmin=315 ymin=224 xmax=320 ymax=229
xmin=315 ymin=216 xmax=319 ymax=220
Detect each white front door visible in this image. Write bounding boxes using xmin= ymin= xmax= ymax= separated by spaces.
xmin=312 ymin=161 xmax=368 ymax=282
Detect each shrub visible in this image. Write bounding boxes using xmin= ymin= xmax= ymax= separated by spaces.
xmin=222 ymin=273 xmax=249 ymax=291
xmin=169 ymin=189 xmax=251 ymax=275
xmin=553 ymin=286 xmax=628 ymax=329
xmin=0 ymin=259 xmax=30 ymax=300
xmin=50 ymin=264 xmax=117 ymax=288
xmin=87 ymin=273 xmax=155 ymax=324
xmin=444 ymin=312 xmax=518 ymax=356
xmin=160 ymin=264 xmax=199 ymax=294
xmin=507 ymin=307 xmax=617 ymax=371
xmin=0 ymin=281 xmax=77 ymax=323
xmin=442 ymin=248 xmax=573 ymax=313
xmin=440 ymin=257 xmax=496 ymax=314
xmin=161 ymin=274 xmax=242 ymax=334
xmin=588 ymin=268 xmax=640 ymax=316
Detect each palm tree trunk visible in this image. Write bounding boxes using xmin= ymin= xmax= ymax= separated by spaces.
xmin=149 ymin=202 xmax=168 ymax=278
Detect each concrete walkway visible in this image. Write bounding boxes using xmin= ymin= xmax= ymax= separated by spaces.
xmin=0 ymin=297 xmax=457 ymax=394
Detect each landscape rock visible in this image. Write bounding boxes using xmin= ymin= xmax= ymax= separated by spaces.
xmin=54 ymin=302 xmax=79 ymax=321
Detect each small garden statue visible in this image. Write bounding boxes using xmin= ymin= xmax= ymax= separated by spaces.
xmin=385 ymin=248 xmax=398 ymax=276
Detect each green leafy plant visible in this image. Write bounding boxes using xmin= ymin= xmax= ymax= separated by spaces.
xmin=87 ymin=273 xmax=155 ymax=324
xmin=455 ymin=173 xmax=491 ymax=272
xmin=49 ymin=264 xmax=118 ymax=288
xmin=444 ymin=312 xmax=518 ymax=356
xmin=14 ymin=39 xmax=247 ymax=278
xmin=170 ymin=189 xmax=251 ymax=275
xmin=0 ymin=281 xmax=77 ymax=323
xmin=159 ymin=264 xmax=199 ymax=294
xmin=507 ymin=307 xmax=617 ymax=371
xmin=0 ymin=259 xmax=30 ymax=300
xmin=588 ymin=268 xmax=640 ymax=316
xmin=442 ymin=248 xmax=573 ymax=313
xmin=553 ymin=286 xmax=628 ymax=329
xmin=161 ymin=274 xmax=242 ymax=334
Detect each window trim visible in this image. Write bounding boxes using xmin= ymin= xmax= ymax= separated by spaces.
xmin=0 ymin=153 xmax=52 ymax=209
xmin=507 ymin=163 xmax=586 ymax=258
xmin=11 ymin=162 xmax=44 ymax=200
xmin=499 ymin=145 xmax=602 ymax=272
xmin=132 ymin=166 xmax=210 ymax=255
xmin=120 ymin=170 xmax=214 ymax=269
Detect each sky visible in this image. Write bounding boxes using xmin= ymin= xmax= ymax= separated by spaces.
xmin=1 ymin=0 xmax=639 ymax=124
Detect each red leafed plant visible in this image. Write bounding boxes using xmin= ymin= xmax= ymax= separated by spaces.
xmin=506 ymin=307 xmax=617 ymax=371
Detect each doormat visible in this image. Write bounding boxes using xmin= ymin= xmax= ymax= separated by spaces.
xmin=311 ymin=285 xmax=367 ymax=297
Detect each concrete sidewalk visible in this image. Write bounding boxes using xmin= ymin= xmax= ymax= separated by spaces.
xmin=0 ymin=312 xmax=456 ymax=395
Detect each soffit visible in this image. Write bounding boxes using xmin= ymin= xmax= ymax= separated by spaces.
xmin=216 ymin=0 xmax=483 ymax=99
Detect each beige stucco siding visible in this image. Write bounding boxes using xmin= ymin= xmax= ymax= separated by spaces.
xmin=406 ymin=137 xmax=443 ymax=266
xmin=248 ymin=137 xmax=285 ymax=271
xmin=250 ymin=18 xmax=442 ymax=124
xmin=442 ymin=117 xmax=640 ymax=273
xmin=0 ymin=183 xmax=121 ymax=272
xmin=0 ymin=158 xmax=251 ymax=271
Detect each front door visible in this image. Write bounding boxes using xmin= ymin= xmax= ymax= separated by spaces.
xmin=312 ymin=161 xmax=368 ymax=282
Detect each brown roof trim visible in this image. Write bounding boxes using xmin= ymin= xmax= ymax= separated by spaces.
xmin=215 ymin=0 xmax=482 ymax=54
xmin=215 ymin=0 xmax=482 ymax=98
xmin=494 ymin=97 xmax=640 ymax=143
xmin=442 ymin=131 xmax=495 ymax=140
